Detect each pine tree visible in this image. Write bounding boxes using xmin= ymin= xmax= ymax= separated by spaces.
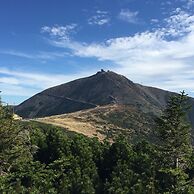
xmin=155 ymin=91 xmax=193 ymax=193
xmin=0 ymin=96 xmax=32 ymax=176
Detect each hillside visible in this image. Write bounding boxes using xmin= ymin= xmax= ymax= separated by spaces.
xmin=35 ymin=104 xmax=159 ymax=141
xmin=15 ymin=70 xmax=194 ymax=129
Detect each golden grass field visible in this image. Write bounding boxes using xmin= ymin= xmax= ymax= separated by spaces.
xmin=35 ymin=104 xmax=128 ymax=140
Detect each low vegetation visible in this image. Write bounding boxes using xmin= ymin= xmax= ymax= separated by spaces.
xmin=1 ymin=92 xmax=194 ymax=193
xmin=37 ymin=104 xmax=157 ymax=141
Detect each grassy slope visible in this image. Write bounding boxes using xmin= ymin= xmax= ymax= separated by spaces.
xmin=34 ymin=104 xmax=159 ymax=141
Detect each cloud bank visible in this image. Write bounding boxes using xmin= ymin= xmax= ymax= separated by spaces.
xmin=42 ymin=8 xmax=194 ymax=94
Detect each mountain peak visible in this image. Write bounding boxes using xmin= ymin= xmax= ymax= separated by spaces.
xmin=95 ymin=69 xmax=115 ymax=76
xmin=94 ymin=70 xmax=130 ymax=82
xmin=15 ymin=71 xmax=185 ymax=119
xmin=95 ymin=69 xmax=120 ymax=75
xmin=96 ymin=69 xmax=106 ymax=74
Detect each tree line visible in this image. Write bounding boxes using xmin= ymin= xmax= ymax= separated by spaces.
xmin=1 ymin=92 xmax=194 ymax=193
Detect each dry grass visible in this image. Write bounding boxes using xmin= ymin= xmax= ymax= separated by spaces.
xmin=34 ymin=103 xmax=154 ymax=140
xmin=38 ymin=117 xmax=105 ymax=140
xmin=35 ymin=104 xmax=125 ymax=140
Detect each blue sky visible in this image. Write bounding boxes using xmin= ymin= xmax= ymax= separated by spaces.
xmin=0 ymin=0 xmax=194 ymax=104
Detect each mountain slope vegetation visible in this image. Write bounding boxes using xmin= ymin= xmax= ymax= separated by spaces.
xmin=1 ymin=92 xmax=194 ymax=193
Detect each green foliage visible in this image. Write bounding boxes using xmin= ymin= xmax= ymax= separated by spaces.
xmin=155 ymin=91 xmax=192 ymax=169
xmin=1 ymin=161 xmax=55 ymax=193
xmin=0 ymin=101 xmax=33 ymax=177
xmin=155 ymin=91 xmax=194 ymax=193
xmin=1 ymin=92 xmax=194 ymax=193
xmin=104 ymin=140 xmax=157 ymax=194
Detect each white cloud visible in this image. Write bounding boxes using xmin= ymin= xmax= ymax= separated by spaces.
xmin=41 ymin=24 xmax=77 ymax=40
xmin=88 ymin=10 xmax=110 ymax=26
xmin=43 ymin=8 xmax=194 ymax=94
xmin=118 ymin=9 xmax=139 ymax=23
xmin=0 ymin=77 xmax=20 ymax=85
xmin=151 ymin=19 xmax=159 ymax=23
xmin=164 ymin=8 xmax=194 ymax=37
xmin=0 ymin=50 xmax=70 ymax=60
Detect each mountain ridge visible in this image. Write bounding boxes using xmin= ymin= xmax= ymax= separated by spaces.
xmin=15 ymin=70 xmax=194 ymax=129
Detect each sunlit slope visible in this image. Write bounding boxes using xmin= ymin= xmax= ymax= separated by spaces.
xmin=35 ymin=104 xmax=160 ymax=140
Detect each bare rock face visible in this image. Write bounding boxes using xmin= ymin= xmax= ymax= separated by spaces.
xmin=15 ymin=71 xmax=194 ymax=128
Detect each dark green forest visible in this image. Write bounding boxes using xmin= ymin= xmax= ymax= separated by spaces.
xmin=1 ymin=92 xmax=194 ymax=194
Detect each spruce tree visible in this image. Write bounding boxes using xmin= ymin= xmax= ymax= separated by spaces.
xmin=155 ymin=91 xmax=193 ymax=193
xmin=0 ymin=95 xmax=32 ymax=176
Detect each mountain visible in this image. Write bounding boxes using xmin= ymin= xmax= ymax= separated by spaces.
xmin=15 ymin=70 xmax=194 ymax=129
